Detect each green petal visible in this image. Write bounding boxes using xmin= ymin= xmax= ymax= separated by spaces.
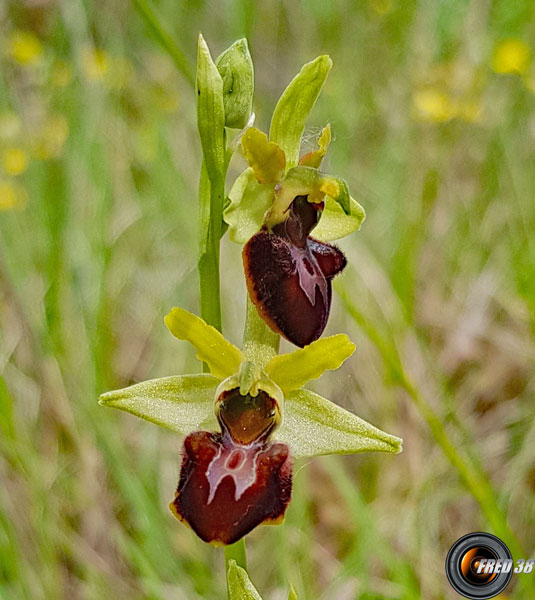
xmin=313 ymin=195 xmax=366 ymax=242
xmin=241 ymin=127 xmax=286 ymax=184
xmin=164 ymin=307 xmax=244 ymax=378
xmin=275 ymin=388 xmax=403 ymax=459
xmin=216 ymin=38 xmax=254 ymax=129
xmin=270 ymin=55 xmax=332 ymax=168
xmin=227 ymin=561 xmax=263 ymax=600
xmin=99 ymin=374 xmax=219 ymax=434
xmin=265 ymin=334 xmax=356 ymax=394
xmin=223 ymin=168 xmax=275 ymax=243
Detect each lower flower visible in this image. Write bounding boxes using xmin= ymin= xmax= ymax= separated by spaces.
xmin=170 ymin=430 xmax=292 ymax=545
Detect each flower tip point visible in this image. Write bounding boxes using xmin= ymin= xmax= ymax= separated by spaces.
xmin=391 ymin=435 xmax=403 ymax=454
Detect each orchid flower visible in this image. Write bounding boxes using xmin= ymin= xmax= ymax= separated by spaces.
xmin=99 ymin=306 xmax=401 ymax=545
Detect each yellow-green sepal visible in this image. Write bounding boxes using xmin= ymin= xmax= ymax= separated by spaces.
xmin=99 ymin=374 xmax=219 ymax=434
xmin=227 ymin=560 xmax=264 ymax=600
xmin=241 ymin=127 xmax=286 ymax=184
xmin=164 ymin=307 xmax=244 ymax=378
xmin=223 ymin=168 xmax=275 ymax=243
xmin=275 ymin=388 xmax=403 ymax=459
xmin=313 ymin=195 xmax=366 ymax=242
xmin=270 ymin=55 xmax=332 ymax=168
xmin=265 ymin=334 xmax=355 ymax=394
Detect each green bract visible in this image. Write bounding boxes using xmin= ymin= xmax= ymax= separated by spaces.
xmin=227 ymin=560 xmax=263 ymax=600
xmin=100 ymin=308 xmax=402 ymax=460
xmin=216 ymin=38 xmax=254 ymax=129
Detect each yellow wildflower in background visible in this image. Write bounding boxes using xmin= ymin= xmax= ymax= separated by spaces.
xmin=1 ymin=148 xmax=28 ymax=176
xmin=492 ymin=39 xmax=531 ymax=74
xmin=413 ymin=89 xmax=456 ymax=122
xmin=0 ymin=113 xmax=22 ymax=141
xmin=369 ymin=0 xmax=393 ymax=16
xmin=7 ymin=30 xmax=43 ymax=66
xmin=32 ymin=115 xmax=69 ymax=160
xmin=456 ymin=99 xmax=482 ymax=123
xmin=52 ymin=60 xmax=74 ymax=87
xmin=82 ymin=47 xmax=110 ymax=81
xmin=152 ymin=86 xmax=180 ymax=113
xmin=0 ymin=180 xmax=27 ymax=211
xmin=107 ymin=57 xmax=134 ymax=90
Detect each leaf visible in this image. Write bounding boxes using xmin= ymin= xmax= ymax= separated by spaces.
xmin=165 ymin=308 xmax=244 ymax=379
xmin=196 ymin=34 xmax=225 ymax=187
xmin=99 ymin=374 xmax=219 ymax=434
xmin=275 ymin=388 xmax=403 ymax=459
xmin=241 ymin=128 xmax=286 ymax=184
xmin=227 ymin=560 xmax=264 ymax=600
xmin=313 ymin=196 xmax=366 ymax=242
xmin=216 ymin=38 xmax=254 ymax=129
xmin=270 ymin=55 xmax=332 ymax=168
xmin=265 ymin=334 xmax=356 ymax=393
xmin=223 ymin=168 xmax=275 ymax=243
xmin=299 ymin=124 xmax=331 ymax=168
xmin=288 ymin=585 xmax=299 ymax=600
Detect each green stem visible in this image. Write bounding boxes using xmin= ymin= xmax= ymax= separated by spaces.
xmin=335 ymin=282 xmax=526 ymax=559
xmin=224 ymin=538 xmax=248 ymax=572
xmin=242 ymin=296 xmax=280 ymax=368
xmin=131 ymin=0 xmax=195 ymax=86
xmin=198 ymin=161 xmax=223 ymax=334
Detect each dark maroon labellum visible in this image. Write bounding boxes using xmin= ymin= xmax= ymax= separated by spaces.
xmin=243 ymin=196 xmax=346 ymax=347
xmin=217 ymin=387 xmax=278 ymax=445
xmin=170 ymin=430 xmax=292 ymax=545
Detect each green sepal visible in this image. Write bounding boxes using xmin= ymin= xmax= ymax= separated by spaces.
xmin=265 ymin=334 xmax=355 ymax=394
xmin=313 ymin=195 xmax=366 ymax=242
xmin=275 ymin=388 xmax=403 ymax=459
xmin=299 ymin=124 xmax=331 ymax=168
xmin=196 ymin=34 xmax=225 ymax=186
xmin=226 ymin=560 xmax=264 ymax=600
xmin=164 ymin=307 xmax=244 ymax=379
xmin=241 ymin=127 xmax=286 ymax=184
xmin=270 ymin=55 xmax=332 ymax=168
xmin=288 ymin=585 xmax=298 ymax=600
xmin=216 ymin=38 xmax=254 ymax=129
xmin=99 ymin=374 xmax=219 ymax=434
xmin=223 ymin=168 xmax=275 ymax=243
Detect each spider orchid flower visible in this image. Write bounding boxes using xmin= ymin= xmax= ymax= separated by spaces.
xmin=100 ymin=308 xmax=402 ymax=545
xmin=224 ymin=124 xmax=365 ymax=348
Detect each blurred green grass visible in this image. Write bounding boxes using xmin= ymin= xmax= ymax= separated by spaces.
xmin=1 ymin=1 xmax=534 ymax=598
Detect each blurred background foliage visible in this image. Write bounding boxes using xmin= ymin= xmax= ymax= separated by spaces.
xmin=1 ymin=0 xmax=534 ymax=598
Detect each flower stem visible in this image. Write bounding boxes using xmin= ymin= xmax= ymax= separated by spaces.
xmin=242 ymin=295 xmax=280 ymax=368
xmin=224 ymin=538 xmax=248 ymax=572
xmin=198 ymin=161 xmax=223 ymax=334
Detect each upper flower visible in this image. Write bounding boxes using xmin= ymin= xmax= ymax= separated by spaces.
xmin=224 ymin=124 xmax=364 ymax=347
xmin=99 ymin=307 xmax=402 ymax=544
